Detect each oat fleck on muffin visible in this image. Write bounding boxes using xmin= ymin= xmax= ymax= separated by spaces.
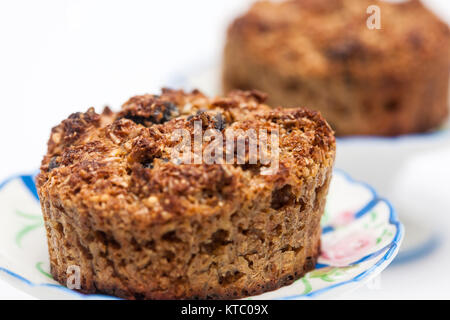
xmin=223 ymin=0 xmax=450 ymax=136
xmin=36 ymin=89 xmax=335 ymax=299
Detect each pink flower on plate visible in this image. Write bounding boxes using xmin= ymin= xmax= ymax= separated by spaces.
xmin=321 ymin=231 xmax=376 ymax=267
xmin=330 ymin=210 xmax=355 ymax=227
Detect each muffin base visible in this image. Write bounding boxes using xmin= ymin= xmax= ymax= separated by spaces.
xmin=40 ymin=168 xmax=331 ymax=300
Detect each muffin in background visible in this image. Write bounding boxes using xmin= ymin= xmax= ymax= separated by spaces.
xmin=223 ymin=0 xmax=450 ymax=136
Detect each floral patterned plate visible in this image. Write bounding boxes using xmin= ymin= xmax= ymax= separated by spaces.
xmin=0 ymin=170 xmax=403 ymax=299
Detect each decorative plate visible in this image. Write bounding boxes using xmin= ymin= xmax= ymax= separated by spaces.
xmin=0 ymin=170 xmax=403 ymax=299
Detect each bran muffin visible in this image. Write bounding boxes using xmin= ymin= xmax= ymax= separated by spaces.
xmin=223 ymin=0 xmax=450 ymax=136
xmin=36 ymin=89 xmax=336 ymax=299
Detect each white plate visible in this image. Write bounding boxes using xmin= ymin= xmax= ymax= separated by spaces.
xmin=0 ymin=170 xmax=403 ymax=299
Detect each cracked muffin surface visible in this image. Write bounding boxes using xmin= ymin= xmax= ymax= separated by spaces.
xmin=223 ymin=0 xmax=450 ymax=136
xmin=36 ymin=88 xmax=336 ymax=299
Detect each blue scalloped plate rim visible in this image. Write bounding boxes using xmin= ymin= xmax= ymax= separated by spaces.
xmin=0 ymin=169 xmax=403 ymax=300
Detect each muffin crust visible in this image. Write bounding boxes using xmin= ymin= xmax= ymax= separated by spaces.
xmin=37 ymin=89 xmax=335 ymax=299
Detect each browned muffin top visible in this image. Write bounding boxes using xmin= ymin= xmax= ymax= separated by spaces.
xmin=228 ymin=0 xmax=450 ymax=78
xmin=37 ymin=89 xmax=335 ymax=226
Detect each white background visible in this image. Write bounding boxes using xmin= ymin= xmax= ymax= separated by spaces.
xmin=0 ymin=0 xmax=449 ymax=299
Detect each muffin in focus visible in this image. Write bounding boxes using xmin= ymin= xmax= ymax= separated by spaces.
xmin=223 ymin=0 xmax=450 ymax=136
xmin=36 ymin=89 xmax=336 ymax=299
